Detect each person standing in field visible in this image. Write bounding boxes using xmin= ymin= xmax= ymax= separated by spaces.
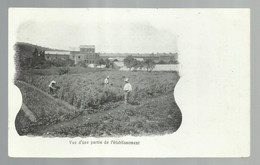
xmin=123 ymin=78 xmax=132 ymax=104
xmin=104 ymin=76 xmax=110 ymax=87
xmin=48 ymin=80 xmax=57 ymax=95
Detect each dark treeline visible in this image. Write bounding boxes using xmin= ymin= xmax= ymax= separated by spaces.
xmin=15 ymin=42 xmax=74 ymax=70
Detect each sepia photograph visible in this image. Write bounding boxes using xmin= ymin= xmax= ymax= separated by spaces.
xmin=8 ymin=8 xmax=250 ymax=157
xmin=13 ymin=9 xmax=181 ymax=137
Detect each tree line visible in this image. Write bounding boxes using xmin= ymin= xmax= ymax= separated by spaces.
xmin=95 ymin=55 xmax=156 ymax=71
xmin=123 ymin=56 xmax=156 ymax=72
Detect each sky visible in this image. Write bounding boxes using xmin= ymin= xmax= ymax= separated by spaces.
xmin=13 ymin=9 xmax=178 ymax=53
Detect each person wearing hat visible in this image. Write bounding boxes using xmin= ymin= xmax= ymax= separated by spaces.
xmin=48 ymin=80 xmax=57 ymax=95
xmin=123 ymin=78 xmax=132 ymax=104
xmin=104 ymin=76 xmax=110 ymax=87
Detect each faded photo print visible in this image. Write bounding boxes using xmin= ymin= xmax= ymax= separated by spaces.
xmin=9 ymin=8 xmax=250 ymax=158
xmin=13 ymin=9 xmax=182 ymax=137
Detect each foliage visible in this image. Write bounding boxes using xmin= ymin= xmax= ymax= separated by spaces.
xmin=96 ymin=58 xmax=106 ymax=66
xmin=15 ymin=70 xmax=181 ymax=137
xmin=144 ymin=58 xmax=156 ymax=72
xmin=157 ymin=60 xmax=167 ymax=64
xmin=104 ymin=58 xmax=114 ymax=68
xmin=15 ymin=42 xmax=72 ymax=70
xmin=168 ymin=60 xmax=179 ymax=64
xmin=19 ymin=70 xmax=179 ymax=110
xmin=123 ymin=56 xmax=156 ymax=72
xmin=38 ymin=93 xmax=181 ymax=137
xmin=76 ymin=61 xmax=87 ymax=68
xmin=58 ymin=67 xmax=70 ymax=75
xmin=15 ymin=81 xmax=81 ymax=135
xmin=123 ymin=55 xmax=135 ymax=70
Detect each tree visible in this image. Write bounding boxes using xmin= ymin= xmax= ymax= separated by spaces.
xmin=138 ymin=61 xmax=145 ymax=70
xmin=105 ymin=58 xmax=111 ymax=68
xmin=144 ymin=58 xmax=156 ymax=72
xmin=96 ymin=58 xmax=105 ymax=67
xmin=123 ymin=55 xmax=135 ymax=71
xmin=157 ymin=60 xmax=167 ymax=64
xmin=32 ymin=48 xmax=38 ymax=57
xmin=31 ymin=48 xmax=39 ymax=67
xmin=132 ymin=59 xmax=139 ymax=71
xmin=132 ymin=60 xmax=145 ymax=71
xmin=168 ymin=60 xmax=179 ymax=64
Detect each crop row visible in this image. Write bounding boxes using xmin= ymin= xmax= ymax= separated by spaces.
xmin=18 ymin=70 xmax=179 ymax=110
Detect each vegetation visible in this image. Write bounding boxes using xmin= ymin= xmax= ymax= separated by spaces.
xmin=95 ymin=58 xmax=106 ymax=67
xmin=41 ymin=93 xmax=181 ymax=137
xmin=123 ymin=55 xmax=156 ymax=71
xmin=76 ymin=61 xmax=87 ymax=68
xmin=15 ymin=81 xmax=82 ymax=136
xmin=15 ymin=70 xmax=181 ymax=137
xmin=144 ymin=58 xmax=156 ymax=72
xmin=58 ymin=67 xmax=70 ymax=75
xmin=15 ymin=42 xmax=74 ymax=70
xmin=123 ymin=55 xmax=135 ymax=70
xmin=17 ymin=70 xmax=179 ymax=111
xmin=14 ymin=42 xmax=181 ymax=137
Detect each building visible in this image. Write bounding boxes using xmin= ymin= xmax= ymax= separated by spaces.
xmin=45 ymin=51 xmax=70 ymax=61
xmin=100 ymin=52 xmax=178 ymax=63
xmin=44 ymin=45 xmax=178 ymax=65
xmin=70 ymin=45 xmax=99 ymax=64
xmin=45 ymin=45 xmax=99 ymax=65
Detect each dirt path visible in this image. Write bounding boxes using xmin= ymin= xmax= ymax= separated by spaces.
xmin=21 ymin=103 xmax=36 ymax=122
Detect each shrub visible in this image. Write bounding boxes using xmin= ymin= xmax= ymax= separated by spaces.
xmin=76 ymin=61 xmax=87 ymax=68
xmin=58 ymin=67 xmax=70 ymax=75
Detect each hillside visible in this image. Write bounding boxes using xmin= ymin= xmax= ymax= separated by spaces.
xmin=14 ymin=42 xmax=73 ymax=70
xmin=40 ymin=93 xmax=181 ymax=137
xmin=15 ymin=81 xmax=82 ymax=135
xmin=15 ymin=80 xmax=181 ymax=137
xmin=14 ymin=42 xmax=67 ymax=59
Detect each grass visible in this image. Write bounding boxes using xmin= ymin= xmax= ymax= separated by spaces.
xmin=17 ymin=69 xmax=179 ymax=110
xmin=15 ymin=68 xmax=182 ymax=137
xmin=15 ymin=81 xmax=83 ymax=135
xmin=39 ymin=93 xmax=181 ymax=137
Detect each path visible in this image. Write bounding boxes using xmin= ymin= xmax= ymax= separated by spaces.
xmin=21 ymin=103 xmax=36 ymax=122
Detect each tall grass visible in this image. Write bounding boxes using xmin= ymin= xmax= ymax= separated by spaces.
xmin=18 ymin=70 xmax=179 ymax=111
xmin=15 ymin=81 xmax=82 ymax=135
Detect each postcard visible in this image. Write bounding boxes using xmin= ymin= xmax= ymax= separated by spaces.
xmin=8 ymin=8 xmax=250 ymax=157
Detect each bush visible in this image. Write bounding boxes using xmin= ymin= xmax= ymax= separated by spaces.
xmin=76 ymin=61 xmax=87 ymax=67
xmin=58 ymin=67 xmax=70 ymax=75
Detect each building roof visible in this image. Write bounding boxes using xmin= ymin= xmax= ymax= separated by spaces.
xmin=100 ymin=52 xmax=177 ymax=57
xmin=45 ymin=51 xmax=70 ymax=55
xmin=108 ymin=57 xmax=125 ymax=62
xmin=80 ymin=45 xmax=95 ymax=49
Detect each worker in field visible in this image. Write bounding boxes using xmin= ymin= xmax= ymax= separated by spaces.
xmin=48 ymin=80 xmax=57 ymax=95
xmin=104 ymin=76 xmax=110 ymax=87
xmin=123 ymin=78 xmax=132 ymax=104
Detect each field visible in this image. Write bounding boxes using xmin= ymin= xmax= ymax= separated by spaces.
xmin=15 ymin=67 xmax=182 ymax=137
